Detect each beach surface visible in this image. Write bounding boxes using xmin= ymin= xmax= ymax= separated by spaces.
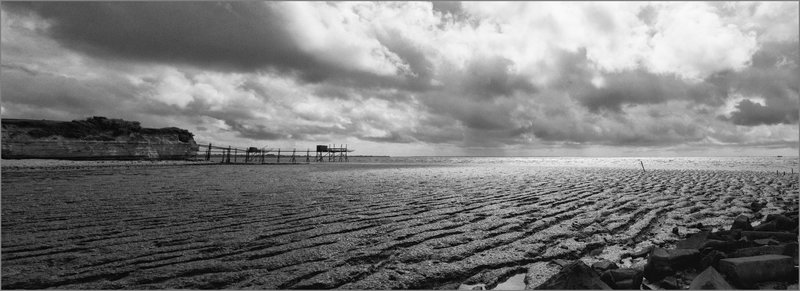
xmin=2 ymin=157 xmax=798 ymax=289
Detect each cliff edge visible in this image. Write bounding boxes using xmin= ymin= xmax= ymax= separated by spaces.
xmin=2 ymin=117 xmax=199 ymax=160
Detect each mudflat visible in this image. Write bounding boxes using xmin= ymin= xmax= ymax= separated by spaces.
xmin=1 ymin=159 xmax=797 ymax=289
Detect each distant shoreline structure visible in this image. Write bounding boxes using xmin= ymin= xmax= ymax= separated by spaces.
xmin=1 ymin=117 xmax=198 ymax=160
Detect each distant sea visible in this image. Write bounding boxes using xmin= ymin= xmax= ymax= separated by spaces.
xmin=350 ymin=156 xmax=799 ymax=172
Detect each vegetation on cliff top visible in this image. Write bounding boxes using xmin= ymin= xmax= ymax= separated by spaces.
xmin=2 ymin=116 xmax=194 ymax=142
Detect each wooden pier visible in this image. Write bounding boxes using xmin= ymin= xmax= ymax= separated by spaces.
xmin=195 ymin=143 xmax=353 ymax=164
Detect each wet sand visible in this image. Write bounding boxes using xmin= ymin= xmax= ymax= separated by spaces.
xmin=2 ymin=161 xmax=798 ymax=289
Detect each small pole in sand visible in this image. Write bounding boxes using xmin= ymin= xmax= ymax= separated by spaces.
xmin=291 ymin=148 xmax=296 ymax=164
xmin=278 ymin=149 xmax=281 ymax=164
xmin=306 ymin=149 xmax=310 ymax=163
xmin=206 ymin=143 xmax=211 ymax=161
xmin=640 ymin=160 xmax=646 ymax=172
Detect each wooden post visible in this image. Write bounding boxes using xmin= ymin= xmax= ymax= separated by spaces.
xmin=345 ymin=144 xmax=348 ymax=162
xmin=234 ymin=148 xmax=238 ymax=163
xmin=277 ymin=149 xmax=281 ymax=164
xmin=261 ymin=150 xmax=265 ymax=164
xmin=291 ymin=149 xmax=296 ymax=164
xmin=245 ymin=150 xmax=249 ymax=163
xmin=640 ymin=160 xmax=646 ymax=172
xmin=226 ymin=146 xmax=231 ymax=164
xmin=206 ymin=143 xmax=211 ymax=161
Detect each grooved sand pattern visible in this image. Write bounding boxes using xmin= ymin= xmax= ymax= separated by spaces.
xmin=2 ymin=162 xmax=798 ymax=289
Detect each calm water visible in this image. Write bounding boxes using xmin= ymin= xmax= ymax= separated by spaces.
xmin=353 ymin=156 xmax=798 ymax=172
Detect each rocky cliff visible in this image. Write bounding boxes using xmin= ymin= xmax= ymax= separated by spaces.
xmin=2 ymin=117 xmax=199 ymax=160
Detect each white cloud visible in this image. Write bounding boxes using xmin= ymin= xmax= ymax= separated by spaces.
xmin=646 ymin=2 xmax=758 ymax=80
xmin=272 ymin=2 xmax=412 ymax=77
xmin=1 ymin=1 xmax=797 ymax=156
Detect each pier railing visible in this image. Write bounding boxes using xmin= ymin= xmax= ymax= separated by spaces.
xmin=194 ymin=143 xmax=352 ymax=164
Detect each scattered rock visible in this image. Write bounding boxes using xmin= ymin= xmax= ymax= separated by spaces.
xmin=599 ymin=268 xmax=643 ymax=290
xmin=699 ymin=249 xmax=727 ymax=270
xmin=701 ymin=239 xmax=747 ymax=252
xmin=764 ymin=214 xmax=795 ymax=231
xmin=458 ymin=283 xmax=487 ymax=290
xmin=688 ymin=267 xmax=734 ymax=290
xmin=707 ymin=230 xmax=741 ymax=244
xmin=657 ymin=276 xmax=680 ymax=289
xmin=689 ymin=222 xmax=705 ymax=229
xmin=731 ymin=215 xmax=753 ymax=231
xmin=676 ymin=231 xmax=709 ymax=250
xmin=587 ymin=245 xmax=605 ymax=257
xmin=592 ymin=260 xmax=618 ymax=272
xmin=740 ymin=231 xmax=797 ymax=242
xmin=523 ymin=207 xmax=797 ymax=291
xmin=750 ymin=201 xmax=765 ymax=212
xmin=631 ymin=246 xmax=653 ymax=258
xmin=730 ymin=244 xmax=796 ymax=258
xmin=753 ymin=238 xmax=780 ymax=246
xmin=643 ymin=248 xmax=699 ymax=281
xmin=552 ymin=259 xmax=571 ymax=268
xmin=718 ymin=255 xmax=795 ymax=288
xmin=524 ymin=262 xmax=561 ymax=290
xmin=756 ymin=281 xmax=789 ymax=290
xmin=754 ymin=221 xmax=777 ymax=231
xmin=534 ymin=261 xmax=611 ymax=290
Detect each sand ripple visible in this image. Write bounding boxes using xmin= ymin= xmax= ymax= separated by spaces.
xmin=2 ymin=162 xmax=798 ymax=289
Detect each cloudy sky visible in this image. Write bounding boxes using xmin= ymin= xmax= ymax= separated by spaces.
xmin=1 ymin=2 xmax=798 ymax=156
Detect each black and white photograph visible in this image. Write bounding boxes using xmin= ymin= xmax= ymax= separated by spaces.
xmin=1 ymin=1 xmax=798 ymax=289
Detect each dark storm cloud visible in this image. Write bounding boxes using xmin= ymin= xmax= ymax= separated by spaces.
xmin=358 ymin=131 xmax=417 ymax=144
xmin=728 ymin=99 xmax=799 ymax=126
xmin=223 ymin=119 xmax=286 ymax=140
xmin=2 ymin=2 xmax=796 ymax=155
xmin=1 ymin=2 xmax=413 ymax=88
xmin=721 ymin=41 xmax=799 ymax=126
xmin=422 ymin=92 xmax=518 ymax=131
xmin=750 ymin=41 xmax=800 ymax=69
xmin=375 ymin=30 xmax=435 ymax=91
xmin=3 ymin=2 xmax=303 ymax=71
xmin=577 ymin=71 xmax=722 ymax=113
xmin=431 ymin=1 xmax=462 ymax=16
xmin=556 ymin=47 xmax=724 ymax=113
xmin=1 ymin=64 xmax=139 ymax=117
xmin=462 ymin=56 xmax=537 ymax=99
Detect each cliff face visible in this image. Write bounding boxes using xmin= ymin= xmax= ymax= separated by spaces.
xmin=2 ymin=117 xmax=199 ymax=160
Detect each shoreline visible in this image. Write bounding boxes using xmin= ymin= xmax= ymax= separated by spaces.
xmin=2 ymin=157 xmax=797 ymax=174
